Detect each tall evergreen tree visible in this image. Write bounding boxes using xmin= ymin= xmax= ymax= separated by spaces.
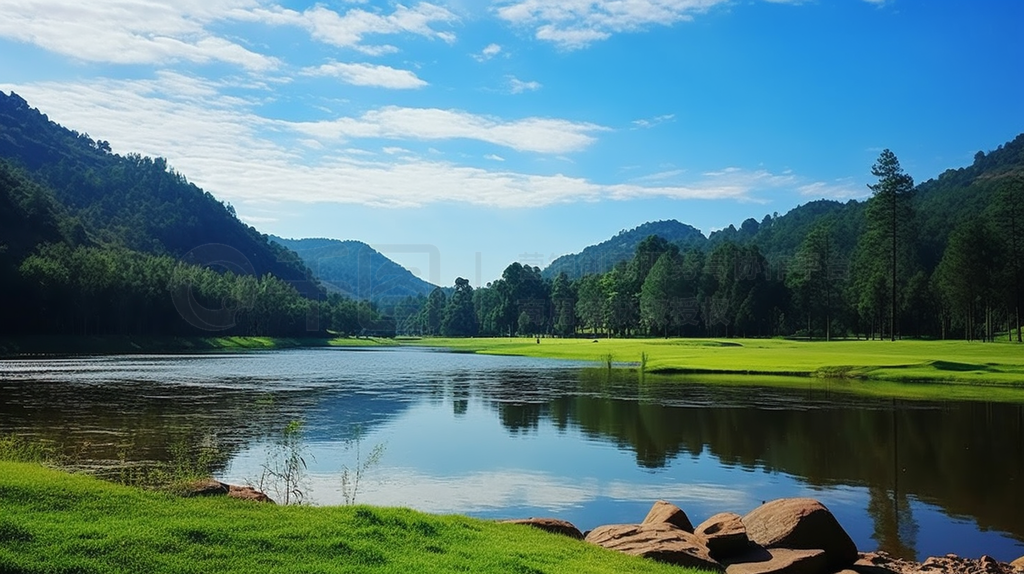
xmin=441 ymin=278 xmax=477 ymax=337
xmin=864 ymin=149 xmax=916 ymax=341
xmin=550 ymin=272 xmax=576 ymax=337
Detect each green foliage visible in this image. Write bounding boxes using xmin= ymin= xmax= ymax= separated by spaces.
xmin=0 ymin=434 xmax=57 ymax=463
xmin=441 ymin=278 xmax=478 ymax=337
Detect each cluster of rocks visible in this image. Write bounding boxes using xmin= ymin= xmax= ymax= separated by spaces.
xmin=503 ymin=498 xmax=1024 ymax=574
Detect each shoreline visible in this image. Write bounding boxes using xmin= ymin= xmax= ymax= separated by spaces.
xmin=0 ymin=335 xmax=394 ymax=358
xmin=4 ymin=335 xmax=1024 ymax=402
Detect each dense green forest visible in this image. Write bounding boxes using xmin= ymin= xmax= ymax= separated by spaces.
xmin=2 ymin=91 xmax=1023 ymax=342
xmin=415 ymin=137 xmax=1024 ymax=342
xmin=0 ymin=92 xmax=396 ymax=339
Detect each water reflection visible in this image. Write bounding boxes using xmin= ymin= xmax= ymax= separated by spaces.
xmin=1 ymin=348 xmax=1022 ymax=561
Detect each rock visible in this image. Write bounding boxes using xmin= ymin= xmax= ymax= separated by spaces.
xmin=585 ymin=522 xmax=723 ymax=572
xmin=182 ymin=478 xmax=229 ymax=497
xmin=1011 ymin=556 xmax=1024 ymax=571
xmin=227 ymin=485 xmax=275 ymax=503
xmin=696 ymin=512 xmax=751 ymax=559
xmin=855 ymin=552 xmax=1022 ymax=574
xmin=500 ymin=518 xmax=583 ymax=540
xmin=642 ymin=500 xmax=695 ymax=533
xmin=742 ymin=498 xmax=857 ymax=570
xmin=721 ymin=546 xmax=827 ymax=574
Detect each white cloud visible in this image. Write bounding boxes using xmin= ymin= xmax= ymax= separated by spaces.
xmin=287 ymin=106 xmax=603 ymax=154
xmin=1 ymin=77 xmax=802 ymax=211
xmin=248 ymin=2 xmax=458 ymax=52
xmin=485 ymin=154 xmax=506 ymax=162
xmin=497 ymin=0 xmax=727 ymax=49
xmin=508 ymin=76 xmax=542 ymax=94
xmin=797 ymin=179 xmax=869 ymax=200
xmin=477 ymin=43 xmax=503 ymax=61
xmin=633 ymin=114 xmax=676 ymax=129
xmin=302 ymin=62 xmax=428 ymax=89
xmin=0 ymin=0 xmax=278 ymax=70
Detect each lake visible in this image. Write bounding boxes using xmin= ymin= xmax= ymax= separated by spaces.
xmin=1 ymin=346 xmax=1022 ymax=562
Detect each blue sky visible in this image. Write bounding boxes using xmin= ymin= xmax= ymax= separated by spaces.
xmin=2 ymin=1 xmax=1022 ymax=286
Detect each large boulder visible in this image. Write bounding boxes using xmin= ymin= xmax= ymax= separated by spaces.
xmin=741 ymin=498 xmax=857 ymax=570
xmin=227 ymin=485 xmax=275 ymax=503
xmin=585 ymin=522 xmax=722 ymax=572
xmin=1011 ymin=556 xmax=1024 ymax=571
xmin=696 ymin=512 xmax=751 ymax=560
xmin=182 ymin=478 xmax=229 ymax=497
xmin=500 ymin=518 xmax=583 ymax=540
xmin=642 ymin=500 xmax=695 ymax=532
xmin=722 ymin=546 xmax=828 ymax=574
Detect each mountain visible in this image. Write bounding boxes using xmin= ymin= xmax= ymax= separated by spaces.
xmin=0 ymin=91 xmax=319 ymax=297
xmin=271 ymin=237 xmax=436 ymax=302
xmin=542 ymin=220 xmax=706 ymax=279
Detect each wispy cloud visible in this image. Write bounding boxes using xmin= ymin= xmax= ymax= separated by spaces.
xmin=798 ymin=179 xmax=869 ymax=200
xmin=497 ymin=0 xmax=729 ymax=49
xmin=0 ymin=0 xmax=278 ymax=70
xmin=508 ymin=76 xmax=542 ymax=94
xmin=302 ymin=62 xmax=428 ymax=89
xmin=474 ymin=43 xmax=503 ymax=61
xmin=0 ymin=1 xmax=459 ymax=70
xmin=245 ymin=2 xmax=458 ymax=54
xmin=1 ymin=77 xmax=803 ymax=210
xmin=632 ymin=114 xmax=676 ymax=129
xmin=287 ymin=106 xmax=603 ymax=154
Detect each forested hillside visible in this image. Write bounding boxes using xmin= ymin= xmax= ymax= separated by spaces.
xmin=271 ymin=237 xmax=435 ymax=302
xmin=0 ymin=92 xmax=316 ymax=294
xmin=542 ymin=220 xmax=705 ymax=280
xmin=0 ymin=92 xmax=396 ymax=339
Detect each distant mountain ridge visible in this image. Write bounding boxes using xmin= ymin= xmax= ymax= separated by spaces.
xmin=542 ymin=220 xmax=706 ymax=279
xmin=271 ymin=237 xmax=436 ymax=302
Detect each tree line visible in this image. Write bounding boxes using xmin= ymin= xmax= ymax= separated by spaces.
xmin=412 ymin=150 xmax=1024 ymax=342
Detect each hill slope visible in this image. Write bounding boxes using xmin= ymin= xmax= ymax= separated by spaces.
xmin=542 ymin=220 xmax=706 ymax=279
xmin=0 ymin=91 xmax=319 ymax=297
xmin=271 ymin=237 xmax=436 ymax=302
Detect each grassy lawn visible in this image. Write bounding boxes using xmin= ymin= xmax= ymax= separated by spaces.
xmin=409 ymin=337 xmax=1024 ymax=398
xmin=0 ymin=462 xmax=694 ymax=574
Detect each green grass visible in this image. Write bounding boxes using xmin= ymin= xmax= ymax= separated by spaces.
xmin=409 ymin=337 xmax=1024 ymax=401
xmin=0 ymin=462 xmax=695 ymax=574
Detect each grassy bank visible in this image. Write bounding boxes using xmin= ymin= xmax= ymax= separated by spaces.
xmin=410 ymin=337 xmax=1024 ymax=397
xmin=0 ymin=335 xmax=393 ymax=357
xmin=0 ymin=462 xmax=691 ymax=574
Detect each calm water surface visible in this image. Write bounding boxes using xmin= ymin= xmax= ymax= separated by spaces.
xmin=1 ymin=347 xmax=1022 ymax=561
